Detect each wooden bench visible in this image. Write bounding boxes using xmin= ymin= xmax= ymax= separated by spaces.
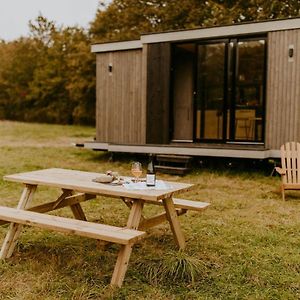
xmin=136 ymin=198 xmax=210 ymax=230
xmin=172 ymin=198 xmax=210 ymax=211
xmin=0 ymin=206 xmax=146 ymax=245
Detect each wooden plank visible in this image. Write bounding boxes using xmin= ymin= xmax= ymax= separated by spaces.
xmin=70 ymin=203 xmax=87 ymax=221
xmin=144 ymin=198 xmax=210 ymax=212
xmin=154 ymin=165 xmax=189 ymax=175
xmin=291 ymin=142 xmax=296 ymax=184
xmin=156 ymin=155 xmax=192 ymax=163
xmin=52 ymin=189 xmax=73 ymax=209
xmin=106 ymin=144 xmax=271 ymax=159
xmin=281 ymin=144 xmax=287 ymax=184
xmin=0 ymin=184 xmax=37 ymax=259
xmin=163 ymin=197 xmax=185 ymax=249
xmin=31 ymin=193 xmax=95 ymax=213
xmin=0 ymin=206 xmax=146 ymax=245
xmin=4 ymin=168 xmax=193 ymax=202
xmin=111 ymin=199 xmax=144 ymax=287
xmin=297 ymin=143 xmax=300 ymax=183
xmin=139 ymin=209 xmax=186 ymax=230
xmin=172 ymin=198 xmax=210 ymax=211
xmin=0 ymin=193 xmax=95 ymax=226
xmin=286 ymin=142 xmax=292 ymax=184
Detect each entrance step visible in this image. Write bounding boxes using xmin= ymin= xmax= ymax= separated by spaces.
xmin=154 ymin=155 xmax=193 ymax=175
xmin=154 ymin=165 xmax=190 ymax=175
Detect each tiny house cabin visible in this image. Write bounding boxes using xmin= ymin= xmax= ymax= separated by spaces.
xmin=87 ymin=18 xmax=300 ymax=159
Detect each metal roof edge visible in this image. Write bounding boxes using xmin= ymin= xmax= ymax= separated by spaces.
xmin=141 ymin=18 xmax=300 ymax=44
xmin=91 ymin=40 xmax=142 ymax=53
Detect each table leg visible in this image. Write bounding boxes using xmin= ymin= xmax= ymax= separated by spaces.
xmin=0 ymin=184 xmax=37 ymax=259
xmin=70 ymin=203 xmax=87 ymax=221
xmin=111 ymin=199 xmax=144 ymax=287
xmin=163 ymin=196 xmax=186 ymax=250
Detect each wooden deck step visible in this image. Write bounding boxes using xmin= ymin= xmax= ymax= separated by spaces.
xmin=0 ymin=206 xmax=146 ymax=245
xmin=155 ymin=154 xmax=192 ymax=175
xmin=156 ymin=155 xmax=193 ymax=163
xmin=154 ymin=165 xmax=189 ymax=175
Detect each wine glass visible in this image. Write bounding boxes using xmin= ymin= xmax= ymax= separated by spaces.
xmin=131 ymin=162 xmax=142 ymax=183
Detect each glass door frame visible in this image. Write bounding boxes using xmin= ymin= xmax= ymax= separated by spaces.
xmin=194 ymin=35 xmax=267 ymax=144
xmin=227 ymin=36 xmax=267 ymax=144
xmin=195 ymin=39 xmax=229 ymax=143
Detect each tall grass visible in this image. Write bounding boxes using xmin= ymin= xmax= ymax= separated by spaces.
xmin=0 ymin=121 xmax=299 ymax=299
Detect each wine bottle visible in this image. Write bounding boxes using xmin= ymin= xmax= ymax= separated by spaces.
xmin=146 ymin=155 xmax=156 ymax=186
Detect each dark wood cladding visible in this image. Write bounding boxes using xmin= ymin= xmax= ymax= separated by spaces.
xmin=145 ymin=43 xmax=171 ymax=144
xmin=96 ymin=50 xmax=145 ymax=144
xmin=266 ymin=29 xmax=300 ymax=149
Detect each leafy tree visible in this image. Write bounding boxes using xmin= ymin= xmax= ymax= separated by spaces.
xmin=90 ymin=0 xmax=300 ymax=42
xmin=0 ymin=38 xmax=39 ymax=120
xmin=0 ymin=15 xmax=95 ymax=125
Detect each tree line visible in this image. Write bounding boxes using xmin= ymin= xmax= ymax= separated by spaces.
xmin=0 ymin=0 xmax=299 ymax=125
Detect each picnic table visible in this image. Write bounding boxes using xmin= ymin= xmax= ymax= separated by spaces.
xmin=0 ymin=168 xmax=209 ymax=287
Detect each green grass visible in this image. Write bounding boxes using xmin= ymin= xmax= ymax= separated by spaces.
xmin=0 ymin=120 xmax=299 ymax=299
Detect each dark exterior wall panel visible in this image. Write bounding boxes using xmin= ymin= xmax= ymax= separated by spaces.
xmin=146 ymin=43 xmax=171 ymax=144
xmin=96 ymin=49 xmax=145 ymax=144
xmin=266 ymin=29 xmax=300 ymax=149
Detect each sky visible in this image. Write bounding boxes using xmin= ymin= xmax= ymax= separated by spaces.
xmin=0 ymin=0 xmax=102 ymax=41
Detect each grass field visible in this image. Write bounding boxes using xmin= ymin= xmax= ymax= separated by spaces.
xmin=0 ymin=120 xmax=299 ymax=300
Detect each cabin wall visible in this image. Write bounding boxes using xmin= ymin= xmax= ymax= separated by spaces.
xmin=96 ymin=49 xmax=145 ymax=144
xmin=145 ymin=43 xmax=171 ymax=144
xmin=266 ymin=29 xmax=300 ymax=150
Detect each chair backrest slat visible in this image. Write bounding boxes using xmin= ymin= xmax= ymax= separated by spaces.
xmin=281 ymin=142 xmax=300 ymax=184
xmin=281 ymin=144 xmax=287 ymax=184
xmin=291 ymin=142 xmax=296 ymax=184
xmin=285 ymin=142 xmax=292 ymax=183
xmin=297 ymin=143 xmax=300 ymax=183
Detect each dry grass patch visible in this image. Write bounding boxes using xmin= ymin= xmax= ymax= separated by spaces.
xmin=0 ymin=121 xmax=299 ymax=299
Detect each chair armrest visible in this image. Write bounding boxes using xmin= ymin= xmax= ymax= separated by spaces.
xmin=275 ymin=167 xmax=286 ymax=175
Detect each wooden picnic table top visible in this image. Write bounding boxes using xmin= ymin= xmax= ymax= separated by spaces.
xmin=4 ymin=168 xmax=193 ymax=201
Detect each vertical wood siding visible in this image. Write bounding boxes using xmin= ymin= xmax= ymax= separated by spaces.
xmin=96 ymin=50 xmax=145 ymax=144
xmin=145 ymin=43 xmax=171 ymax=144
xmin=266 ymin=29 xmax=300 ymax=150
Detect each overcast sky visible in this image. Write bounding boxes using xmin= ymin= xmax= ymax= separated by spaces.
xmin=0 ymin=0 xmax=102 ymax=41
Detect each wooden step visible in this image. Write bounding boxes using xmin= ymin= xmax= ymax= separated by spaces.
xmin=0 ymin=206 xmax=146 ymax=245
xmin=156 ymin=155 xmax=192 ymax=164
xmin=154 ymin=165 xmax=189 ymax=175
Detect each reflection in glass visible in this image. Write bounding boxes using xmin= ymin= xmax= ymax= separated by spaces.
xmin=197 ymin=43 xmax=225 ymax=140
xmin=234 ymin=40 xmax=265 ymax=141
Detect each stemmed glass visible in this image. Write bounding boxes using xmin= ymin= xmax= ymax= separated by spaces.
xmin=131 ymin=162 xmax=142 ymax=183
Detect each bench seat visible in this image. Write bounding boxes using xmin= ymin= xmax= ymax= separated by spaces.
xmin=144 ymin=198 xmax=210 ymax=211
xmin=172 ymin=198 xmax=210 ymax=211
xmin=0 ymin=206 xmax=146 ymax=245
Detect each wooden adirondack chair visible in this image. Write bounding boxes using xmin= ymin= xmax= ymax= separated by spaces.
xmin=275 ymin=142 xmax=300 ymax=200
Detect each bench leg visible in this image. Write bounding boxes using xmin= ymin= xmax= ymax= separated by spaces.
xmin=111 ymin=199 xmax=144 ymax=287
xmin=0 ymin=185 xmax=37 ymax=259
xmin=163 ymin=197 xmax=186 ymax=250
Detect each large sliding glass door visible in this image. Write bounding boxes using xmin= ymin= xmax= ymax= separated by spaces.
xmin=196 ymin=42 xmax=226 ymax=141
xmin=232 ymin=39 xmax=265 ymax=141
xmin=171 ymin=36 xmax=266 ymax=144
xmin=196 ymin=37 xmax=266 ymax=143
